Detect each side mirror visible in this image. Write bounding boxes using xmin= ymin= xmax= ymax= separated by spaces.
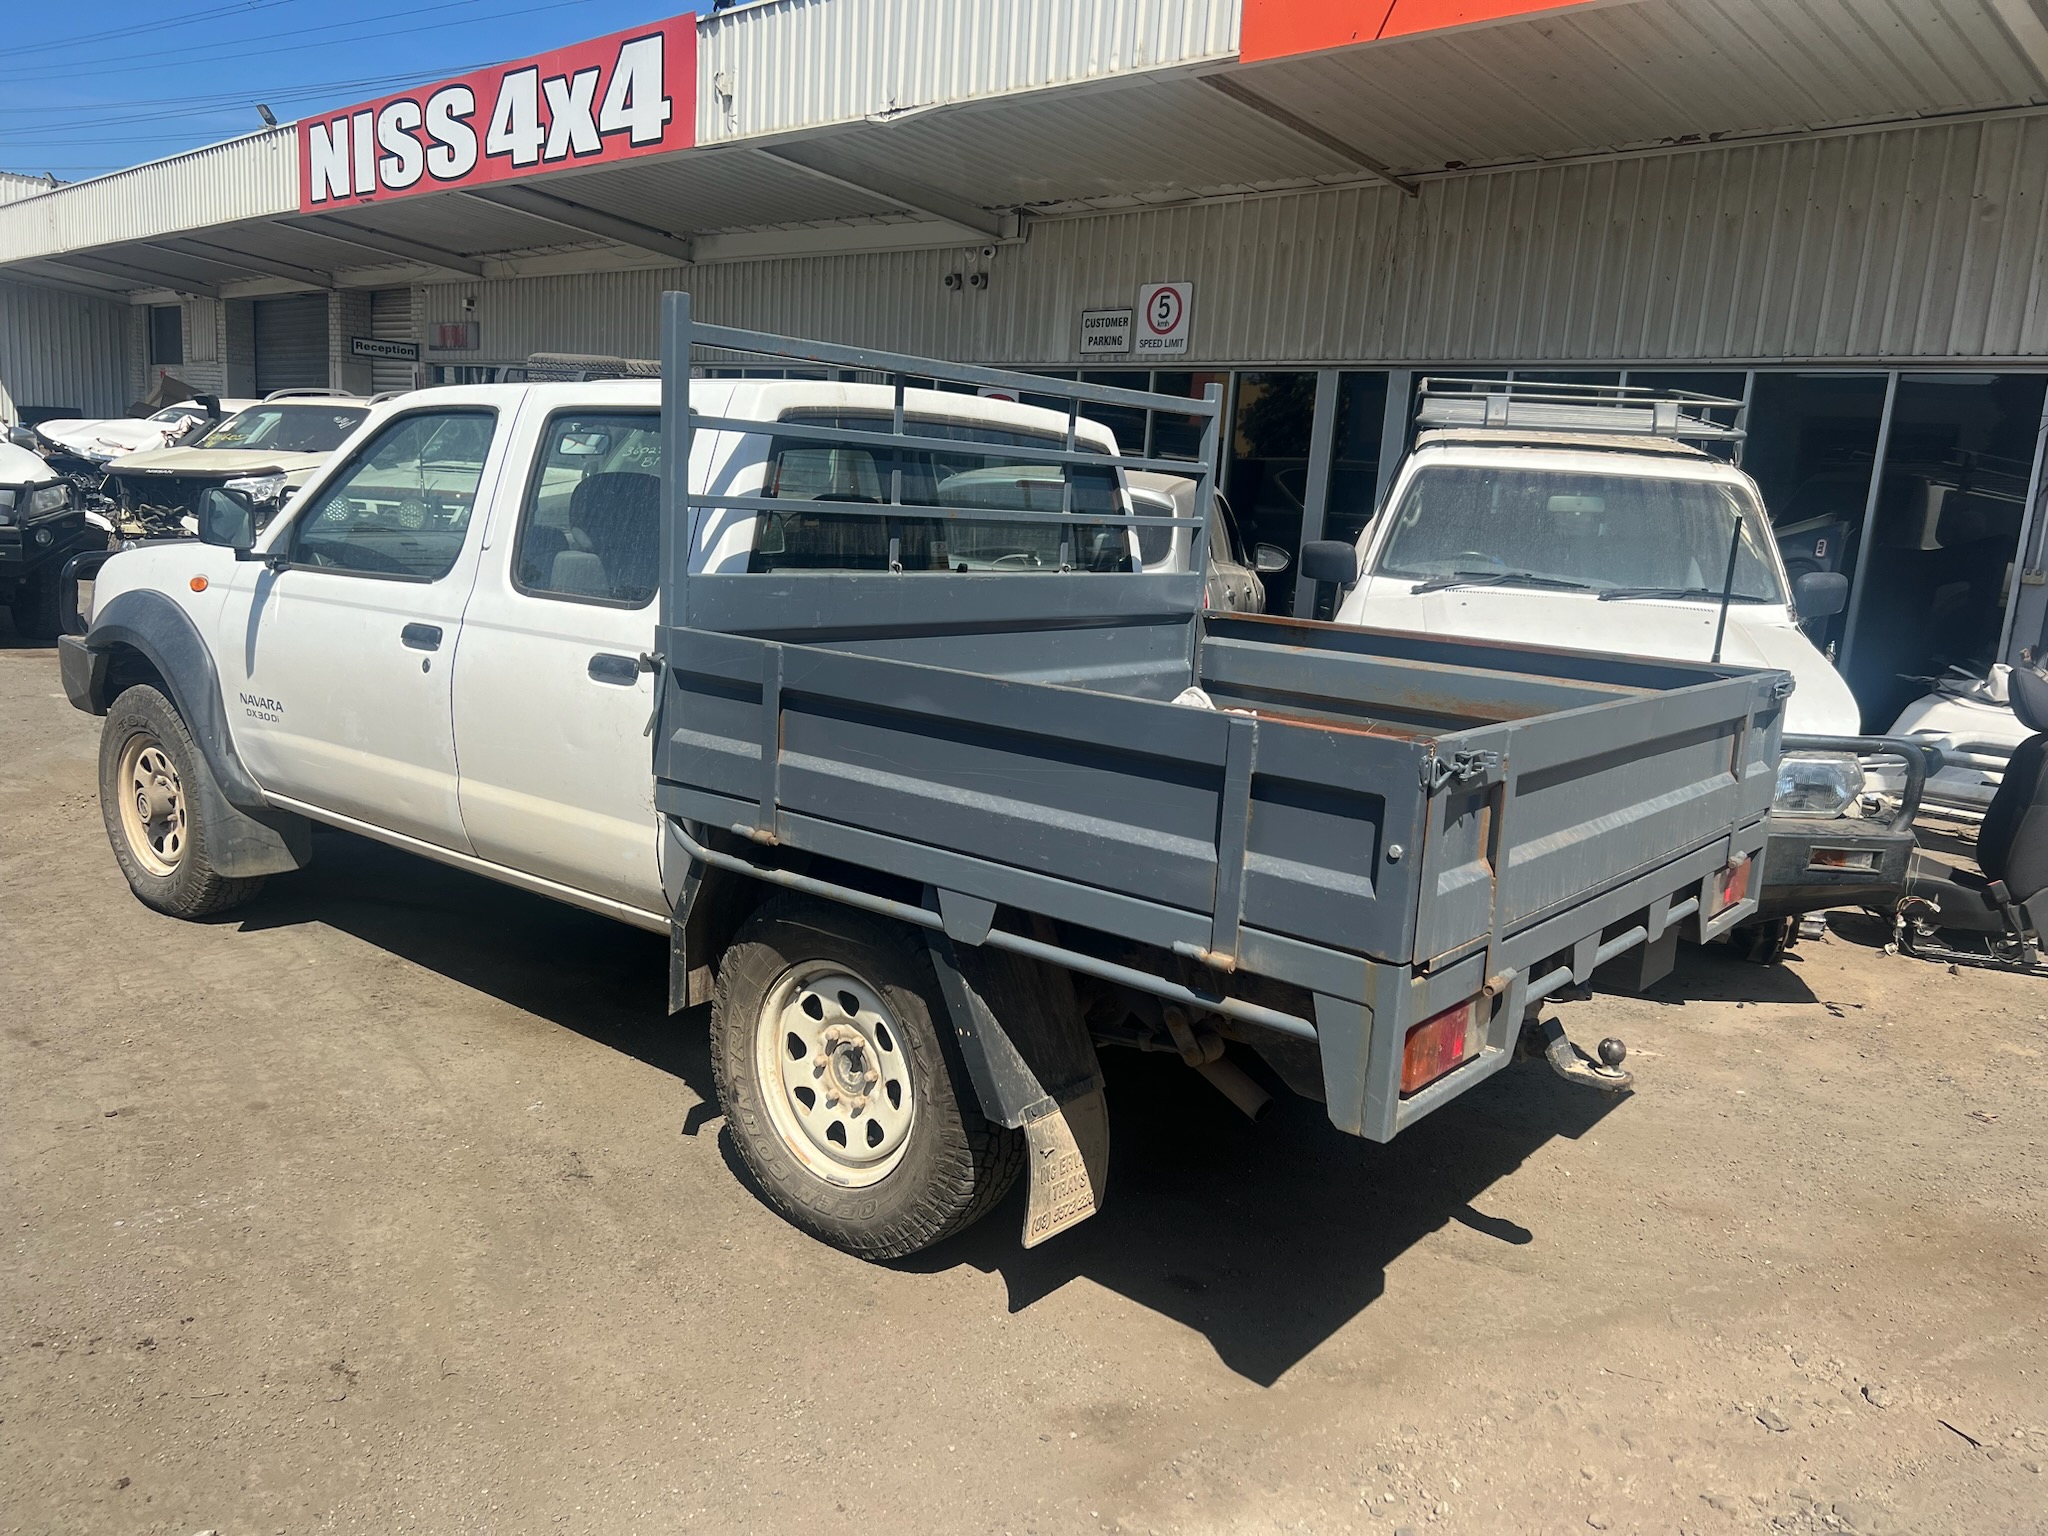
xmin=7 ymin=424 xmax=38 ymax=450
xmin=1252 ymin=542 xmax=1292 ymax=575
xmin=196 ymin=487 xmax=257 ymax=555
xmin=1299 ymin=539 xmax=1360 ymax=588
xmin=1793 ymin=570 xmax=1848 ymax=620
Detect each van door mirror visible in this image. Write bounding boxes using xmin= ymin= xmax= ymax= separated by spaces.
xmin=1252 ymin=542 xmax=1292 ymax=575
xmin=196 ymin=487 xmax=257 ymax=555
xmin=1793 ymin=570 xmax=1848 ymax=620
xmin=1299 ymin=540 xmax=1359 ymax=588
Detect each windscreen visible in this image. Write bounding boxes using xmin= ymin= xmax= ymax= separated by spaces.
xmin=199 ymin=404 xmax=367 ymax=454
xmin=1374 ymin=463 xmax=1786 ymax=602
xmin=752 ymin=413 xmax=1127 ymax=574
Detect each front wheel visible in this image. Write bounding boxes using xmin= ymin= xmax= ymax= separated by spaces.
xmin=98 ymin=685 xmax=264 ymax=919
xmin=8 ymin=567 xmax=63 ymax=640
xmin=710 ymin=895 xmax=1023 ymax=1259
xmin=1734 ymin=916 xmax=1795 ymax=966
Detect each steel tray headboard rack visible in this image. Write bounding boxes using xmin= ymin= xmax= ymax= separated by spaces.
xmin=657 ymin=291 xmax=1225 ymax=663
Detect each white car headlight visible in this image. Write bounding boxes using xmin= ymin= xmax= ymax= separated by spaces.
xmin=223 ymin=472 xmax=288 ymax=503
xmin=25 ymin=482 xmax=72 ymax=518
xmin=1774 ymin=752 xmax=1862 ymax=817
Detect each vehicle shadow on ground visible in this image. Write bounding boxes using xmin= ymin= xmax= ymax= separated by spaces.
xmin=1624 ymin=940 xmax=1823 ymax=1006
xmin=238 ymin=828 xmax=705 ymax=1089
xmin=243 ymin=828 xmax=1622 ymax=1386
xmin=904 ymin=1050 xmax=1619 ymax=1384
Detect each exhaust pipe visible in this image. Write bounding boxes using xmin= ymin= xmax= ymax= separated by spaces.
xmin=1193 ymin=1054 xmax=1272 ymax=1122
xmin=1161 ymin=1002 xmax=1274 ymax=1121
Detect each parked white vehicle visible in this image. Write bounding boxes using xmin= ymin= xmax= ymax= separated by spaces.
xmin=1313 ymin=379 xmax=1919 ymax=931
xmin=67 ymin=379 xmax=1124 ymax=927
xmin=57 ymin=324 xmax=1791 ymax=1261
xmin=29 ymin=398 xmax=254 ymax=463
xmin=1332 ymin=429 xmax=1857 ymax=733
xmin=1885 ymin=664 xmax=2030 ymax=815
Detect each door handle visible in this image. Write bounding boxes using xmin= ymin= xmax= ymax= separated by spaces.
xmin=401 ymin=623 xmax=443 ymax=651
xmin=588 ymin=651 xmax=640 ymax=685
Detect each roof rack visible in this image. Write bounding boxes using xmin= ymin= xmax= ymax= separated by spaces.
xmin=524 ymin=352 xmax=661 ymax=382
xmin=1416 ymin=377 xmax=1745 ymax=442
xmin=262 ymin=387 xmax=363 ymax=402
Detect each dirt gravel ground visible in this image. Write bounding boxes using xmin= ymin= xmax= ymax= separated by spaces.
xmin=3 ymin=624 xmax=2047 ymax=1536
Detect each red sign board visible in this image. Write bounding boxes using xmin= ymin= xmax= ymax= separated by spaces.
xmin=1241 ymin=0 xmax=1600 ymax=62
xmin=297 ymin=14 xmax=697 ymax=213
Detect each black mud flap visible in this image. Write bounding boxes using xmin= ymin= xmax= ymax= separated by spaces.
xmin=923 ymin=926 xmax=1110 ymax=1248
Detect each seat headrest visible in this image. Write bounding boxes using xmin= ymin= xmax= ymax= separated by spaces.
xmin=549 ymin=548 xmax=611 ymax=599
xmin=569 ymin=471 xmax=660 ymax=529
xmin=2012 ymin=659 xmax=2048 ymax=734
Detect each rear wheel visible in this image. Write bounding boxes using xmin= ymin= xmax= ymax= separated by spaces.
xmin=98 ymin=685 xmax=264 ymax=918
xmin=710 ymin=895 xmax=1023 ymax=1259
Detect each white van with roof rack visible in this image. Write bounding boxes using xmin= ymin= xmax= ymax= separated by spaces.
xmin=1304 ymin=377 xmax=1929 ymax=952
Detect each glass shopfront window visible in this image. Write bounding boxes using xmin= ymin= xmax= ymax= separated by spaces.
xmin=1844 ymin=373 xmax=2048 ymax=728
xmin=1314 ymin=372 xmax=1392 ymax=617
xmin=1742 ymin=372 xmax=1890 ymax=659
xmin=1225 ymin=372 xmax=1318 ymax=615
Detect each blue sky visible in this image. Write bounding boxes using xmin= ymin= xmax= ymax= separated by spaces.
xmin=0 ymin=0 xmax=687 ymax=183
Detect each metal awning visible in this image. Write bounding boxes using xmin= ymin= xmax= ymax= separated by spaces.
xmin=2 ymin=0 xmax=2041 ymax=300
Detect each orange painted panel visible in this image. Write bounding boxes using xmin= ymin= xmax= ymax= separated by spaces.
xmin=1240 ymin=0 xmax=1597 ymax=62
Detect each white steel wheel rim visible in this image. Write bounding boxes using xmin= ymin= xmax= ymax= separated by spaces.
xmin=754 ymin=961 xmax=916 ymax=1187
xmin=117 ymin=734 xmax=186 ymax=878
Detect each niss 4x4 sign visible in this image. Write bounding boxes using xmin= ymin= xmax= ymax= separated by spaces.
xmin=297 ymin=14 xmax=696 ymax=211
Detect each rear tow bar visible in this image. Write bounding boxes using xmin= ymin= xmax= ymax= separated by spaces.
xmin=1523 ymin=1017 xmax=1633 ymax=1092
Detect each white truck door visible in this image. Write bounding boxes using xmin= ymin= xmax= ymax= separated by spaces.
xmin=214 ymin=404 xmax=509 ymax=850
xmin=449 ymin=406 xmax=667 ymax=914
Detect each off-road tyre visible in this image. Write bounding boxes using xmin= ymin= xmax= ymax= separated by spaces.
xmin=98 ymin=684 xmax=265 ymax=919
xmin=1735 ymin=916 xmax=1795 ymax=966
xmin=710 ymin=894 xmax=1025 ymax=1259
xmin=8 ymin=567 xmax=62 ymax=641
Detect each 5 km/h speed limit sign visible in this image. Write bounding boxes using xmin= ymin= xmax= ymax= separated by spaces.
xmin=1135 ymin=281 xmax=1193 ymax=355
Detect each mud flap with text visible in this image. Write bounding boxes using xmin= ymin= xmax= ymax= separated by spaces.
xmin=923 ymin=901 xmax=1110 ymax=1247
xmin=1021 ymin=1085 xmax=1111 ymax=1248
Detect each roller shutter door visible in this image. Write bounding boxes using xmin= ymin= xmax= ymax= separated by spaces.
xmin=369 ymin=288 xmax=418 ymax=395
xmin=253 ymin=294 xmax=328 ymax=392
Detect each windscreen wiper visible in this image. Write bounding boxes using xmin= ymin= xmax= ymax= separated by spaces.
xmin=1597 ymin=585 xmax=1770 ymax=603
xmin=1411 ymin=569 xmax=1593 ymax=595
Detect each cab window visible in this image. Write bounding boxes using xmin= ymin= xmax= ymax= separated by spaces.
xmin=287 ymin=408 xmax=494 ymax=580
xmin=753 ymin=413 xmax=1125 ymax=574
xmin=512 ymin=411 xmax=662 ymax=607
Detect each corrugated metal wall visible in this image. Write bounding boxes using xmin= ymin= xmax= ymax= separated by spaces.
xmin=0 ymin=279 xmax=130 ymax=421
xmin=0 ymin=172 xmax=49 ymax=207
xmin=698 ymin=0 xmax=1239 ymax=145
xmin=430 ymin=115 xmax=2048 ymax=369
xmin=0 ymin=130 xmax=296 ymax=266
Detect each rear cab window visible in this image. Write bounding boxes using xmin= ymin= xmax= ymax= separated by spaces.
xmin=752 ymin=413 xmax=1128 ymax=574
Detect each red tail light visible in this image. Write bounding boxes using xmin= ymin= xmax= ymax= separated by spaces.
xmin=1402 ymin=1000 xmax=1483 ymax=1096
xmin=1708 ymin=853 xmax=1752 ymax=916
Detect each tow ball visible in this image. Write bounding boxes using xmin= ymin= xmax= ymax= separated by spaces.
xmin=1521 ymin=1015 xmax=1632 ymax=1092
